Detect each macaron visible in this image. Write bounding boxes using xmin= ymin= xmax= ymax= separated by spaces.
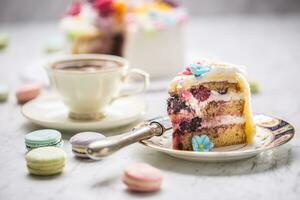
xmin=25 ymin=129 xmax=63 ymax=150
xmin=249 ymin=80 xmax=259 ymax=94
xmin=122 ymin=163 xmax=163 ymax=192
xmin=16 ymin=83 xmax=41 ymax=104
xmin=70 ymin=132 xmax=105 ymax=158
xmin=25 ymin=146 xmax=66 ymax=176
xmin=44 ymin=36 xmax=65 ymax=53
xmin=0 ymin=84 xmax=9 ymax=102
xmin=0 ymin=33 xmax=8 ymax=50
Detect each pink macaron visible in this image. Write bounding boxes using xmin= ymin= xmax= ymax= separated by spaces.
xmin=16 ymin=83 xmax=41 ymax=104
xmin=122 ymin=163 xmax=163 ymax=192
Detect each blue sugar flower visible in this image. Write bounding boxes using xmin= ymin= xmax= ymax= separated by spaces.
xmin=192 ymin=135 xmax=214 ymax=152
xmin=190 ymin=64 xmax=210 ymax=77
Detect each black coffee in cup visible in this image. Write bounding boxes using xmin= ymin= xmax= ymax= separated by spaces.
xmin=52 ymin=59 xmax=122 ymax=72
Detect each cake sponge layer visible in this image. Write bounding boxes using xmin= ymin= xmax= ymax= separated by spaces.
xmin=201 ymin=100 xmax=244 ymax=119
xmin=173 ymin=124 xmax=246 ymax=150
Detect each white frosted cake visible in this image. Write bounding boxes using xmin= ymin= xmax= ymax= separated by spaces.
xmin=60 ymin=0 xmax=187 ymax=78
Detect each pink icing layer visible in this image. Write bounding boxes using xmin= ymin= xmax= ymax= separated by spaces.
xmin=201 ymin=115 xmax=245 ymax=128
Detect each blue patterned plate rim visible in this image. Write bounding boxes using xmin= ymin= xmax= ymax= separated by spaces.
xmin=140 ymin=114 xmax=295 ymax=156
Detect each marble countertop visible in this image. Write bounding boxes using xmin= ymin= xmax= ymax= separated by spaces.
xmin=0 ymin=15 xmax=300 ymax=200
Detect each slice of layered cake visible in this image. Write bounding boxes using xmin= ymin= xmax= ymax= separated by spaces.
xmin=167 ymin=60 xmax=256 ymax=151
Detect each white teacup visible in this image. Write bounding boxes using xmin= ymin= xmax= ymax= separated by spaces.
xmin=45 ymin=54 xmax=149 ymax=120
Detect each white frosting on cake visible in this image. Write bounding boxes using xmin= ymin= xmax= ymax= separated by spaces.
xmin=169 ymin=60 xmax=246 ymax=93
xmin=60 ymin=4 xmax=99 ymax=37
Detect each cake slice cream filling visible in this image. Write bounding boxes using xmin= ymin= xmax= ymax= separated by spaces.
xmin=201 ymin=115 xmax=245 ymax=128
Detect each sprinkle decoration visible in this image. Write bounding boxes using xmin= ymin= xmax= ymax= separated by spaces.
xmin=189 ymin=63 xmax=210 ymax=77
xmin=62 ymin=0 xmax=188 ymax=35
xmin=181 ymin=90 xmax=191 ymax=100
xmin=192 ymin=135 xmax=214 ymax=152
xmin=179 ymin=66 xmax=192 ymax=75
xmin=113 ymin=1 xmax=127 ymax=21
xmin=179 ymin=62 xmax=210 ymax=77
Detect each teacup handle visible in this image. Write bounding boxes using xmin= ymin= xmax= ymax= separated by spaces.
xmin=116 ymin=68 xmax=150 ymax=98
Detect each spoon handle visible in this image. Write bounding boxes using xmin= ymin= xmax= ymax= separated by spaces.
xmin=87 ymin=122 xmax=163 ymax=160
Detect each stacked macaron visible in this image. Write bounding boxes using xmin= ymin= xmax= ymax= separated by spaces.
xmin=70 ymin=132 xmax=105 ymax=158
xmin=122 ymin=163 xmax=163 ymax=192
xmin=25 ymin=146 xmax=66 ymax=176
xmin=25 ymin=129 xmax=63 ymax=150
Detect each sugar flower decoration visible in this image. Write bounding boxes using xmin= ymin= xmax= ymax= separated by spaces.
xmin=190 ymin=63 xmax=210 ymax=77
xmin=192 ymin=135 xmax=214 ymax=152
xmin=179 ymin=66 xmax=192 ymax=75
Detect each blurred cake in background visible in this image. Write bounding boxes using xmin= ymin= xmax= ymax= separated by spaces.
xmin=60 ymin=0 xmax=126 ymax=55
xmin=60 ymin=0 xmax=187 ymax=78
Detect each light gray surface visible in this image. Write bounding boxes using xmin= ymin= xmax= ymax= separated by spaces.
xmin=0 ymin=15 xmax=300 ymax=199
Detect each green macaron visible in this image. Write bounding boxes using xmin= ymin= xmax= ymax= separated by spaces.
xmin=0 ymin=84 xmax=9 ymax=102
xmin=0 ymin=33 xmax=8 ymax=50
xmin=25 ymin=129 xmax=63 ymax=150
xmin=44 ymin=36 xmax=65 ymax=53
xmin=25 ymin=146 xmax=66 ymax=176
xmin=249 ymin=80 xmax=259 ymax=94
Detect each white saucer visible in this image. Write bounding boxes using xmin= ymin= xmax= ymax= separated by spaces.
xmin=140 ymin=115 xmax=295 ymax=162
xmin=21 ymin=94 xmax=147 ymax=131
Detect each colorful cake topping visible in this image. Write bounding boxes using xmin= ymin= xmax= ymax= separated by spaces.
xmin=170 ymin=60 xmax=247 ymax=93
xmin=67 ymin=1 xmax=82 ymax=16
xmin=92 ymin=0 xmax=114 ymax=17
xmin=60 ymin=0 xmax=187 ymax=38
xmin=191 ymin=135 xmax=214 ymax=152
xmin=180 ymin=66 xmax=192 ymax=75
xmin=189 ymin=63 xmax=211 ymax=77
xmin=126 ymin=0 xmax=187 ymax=33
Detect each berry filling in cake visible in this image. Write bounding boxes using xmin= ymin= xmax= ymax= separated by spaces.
xmin=167 ymin=60 xmax=256 ymax=151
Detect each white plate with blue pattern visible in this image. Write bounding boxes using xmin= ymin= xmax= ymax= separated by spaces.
xmin=140 ymin=115 xmax=295 ymax=162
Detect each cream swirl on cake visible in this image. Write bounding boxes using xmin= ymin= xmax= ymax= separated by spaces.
xmin=167 ymin=60 xmax=255 ymax=151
